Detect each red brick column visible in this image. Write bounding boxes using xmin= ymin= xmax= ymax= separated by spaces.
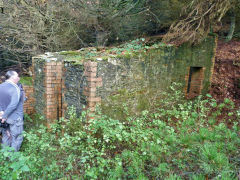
xmin=44 ymin=61 xmax=63 ymax=125
xmin=83 ymin=61 xmax=102 ymax=113
xmin=23 ymin=85 xmax=35 ymax=115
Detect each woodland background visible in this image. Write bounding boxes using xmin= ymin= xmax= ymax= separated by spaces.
xmin=0 ymin=0 xmax=240 ymax=71
xmin=0 ymin=1 xmax=240 ymax=179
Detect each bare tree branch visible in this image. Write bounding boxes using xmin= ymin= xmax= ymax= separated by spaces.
xmin=163 ymin=0 xmax=233 ymax=44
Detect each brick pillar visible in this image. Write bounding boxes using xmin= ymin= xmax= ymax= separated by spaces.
xmin=23 ymin=85 xmax=35 ymax=115
xmin=44 ymin=61 xmax=63 ymax=126
xmin=83 ymin=61 xmax=102 ymax=114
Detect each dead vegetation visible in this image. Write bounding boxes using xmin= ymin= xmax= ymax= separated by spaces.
xmin=163 ymin=0 xmax=233 ymax=44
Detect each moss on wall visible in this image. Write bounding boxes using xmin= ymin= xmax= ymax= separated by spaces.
xmin=63 ymin=62 xmax=87 ymax=117
xmin=20 ymin=76 xmax=32 ymax=86
xmin=58 ymin=39 xmax=173 ymax=63
xmin=32 ymin=58 xmax=46 ymax=118
xmin=97 ymin=36 xmax=216 ymax=117
xmin=32 ymin=36 xmax=216 ymax=119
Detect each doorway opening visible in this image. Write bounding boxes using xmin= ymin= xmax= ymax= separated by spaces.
xmin=186 ymin=67 xmax=204 ymax=98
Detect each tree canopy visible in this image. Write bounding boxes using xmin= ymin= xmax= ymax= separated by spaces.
xmin=163 ymin=0 xmax=240 ymax=44
xmin=0 ymin=0 xmax=240 ymax=70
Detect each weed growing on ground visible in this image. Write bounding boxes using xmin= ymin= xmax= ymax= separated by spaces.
xmin=0 ymin=85 xmax=239 ymax=179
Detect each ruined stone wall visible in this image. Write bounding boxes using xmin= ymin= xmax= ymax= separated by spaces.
xmin=97 ymin=37 xmax=216 ymax=102
xmin=31 ymin=36 xmax=216 ymax=121
xmin=62 ymin=62 xmax=87 ymax=117
xmin=32 ymin=56 xmax=103 ymax=121
xmin=62 ymin=61 xmax=103 ymax=116
xmin=32 ymin=57 xmax=46 ymax=117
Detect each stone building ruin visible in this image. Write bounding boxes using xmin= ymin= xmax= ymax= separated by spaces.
xmin=25 ymin=36 xmax=217 ymax=124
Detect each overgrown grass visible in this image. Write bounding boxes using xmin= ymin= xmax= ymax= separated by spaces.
xmin=19 ymin=76 xmax=32 ymax=86
xmin=59 ymin=38 xmax=171 ymax=63
xmin=0 ymin=86 xmax=239 ymax=179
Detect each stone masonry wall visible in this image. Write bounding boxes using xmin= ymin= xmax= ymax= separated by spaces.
xmin=62 ymin=62 xmax=87 ymax=117
xmin=97 ymin=37 xmax=216 ymax=100
xmin=95 ymin=37 xmax=217 ymax=117
xmin=62 ymin=61 xmax=103 ymax=117
xmin=32 ymin=36 xmax=216 ymax=121
xmin=32 ymin=57 xmax=46 ymax=117
xmin=33 ymin=55 xmax=103 ymax=121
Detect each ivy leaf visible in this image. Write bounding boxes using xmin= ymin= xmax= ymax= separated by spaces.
xmin=21 ymin=165 xmax=30 ymax=172
xmin=206 ymin=94 xmax=212 ymax=98
xmin=11 ymin=172 xmax=18 ymax=180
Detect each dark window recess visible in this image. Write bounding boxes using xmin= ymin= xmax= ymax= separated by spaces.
xmin=187 ymin=67 xmax=204 ymax=98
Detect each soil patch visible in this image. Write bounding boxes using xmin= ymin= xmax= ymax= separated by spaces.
xmin=210 ymin=40 xmax=240 ymax=106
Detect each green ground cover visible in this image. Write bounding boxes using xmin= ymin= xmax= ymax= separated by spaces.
xmin=19 ymin=76 xmax=33 ymax=86
xmin=59 ymin=38 xmax=171 ymax=63
xmin=0 ymin=85 xmax=239 ymax=179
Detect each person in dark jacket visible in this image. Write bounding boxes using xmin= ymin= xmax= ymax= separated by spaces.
xmin=0 ymin=70 xmax=25 ymax=151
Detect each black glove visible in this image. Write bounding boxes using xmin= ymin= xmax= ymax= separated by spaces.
xmin=0 ymin=119 xmax=9 ymax=128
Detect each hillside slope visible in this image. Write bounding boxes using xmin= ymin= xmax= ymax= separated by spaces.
xmin=210 ymin=40 xmax=240 ymax=105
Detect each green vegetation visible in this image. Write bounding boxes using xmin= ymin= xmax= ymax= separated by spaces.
xmin=1 ymin=0 xmax=240 ymax=69
xmin=60 ymin=38 xmax=171 ymax=63
xmin=0 ymin=84 xmax=239 ymax=179
xmin=19 ymin=77 xmax=32 ymax=86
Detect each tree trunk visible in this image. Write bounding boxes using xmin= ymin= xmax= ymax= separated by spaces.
xmin=96 ymin=30 xmax=108 ymax=47
xmin=225 ymin=11 xmax=235 ymax=42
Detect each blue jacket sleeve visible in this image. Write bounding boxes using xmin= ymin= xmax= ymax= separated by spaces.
xmin=2 ymin=89 xmax=20 ymax=119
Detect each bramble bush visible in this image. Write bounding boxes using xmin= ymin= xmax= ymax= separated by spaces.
xmin=0 ymin=84 xmax=239 ymax=179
